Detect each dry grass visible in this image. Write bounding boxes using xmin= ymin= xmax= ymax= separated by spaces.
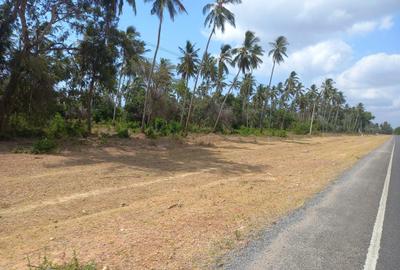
xmin=0 ymin=134 xmax=389 ymax=269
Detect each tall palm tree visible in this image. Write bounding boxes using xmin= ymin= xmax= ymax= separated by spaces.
xmin=141 ymin=0 xmax=187 ymax=131
xmin=215 ymin=44 xmax=233 ymax=97
xmin=240 ymin=73 xmax=256 ymax=127
xmin=308 ymin=84 xmax=319 ymax=135
xmin=177 ymin=41 xmax=200 ymax=124
xmin=280 ymin=71 xmax=299 ymax=129
xmin=200 ymin=53 xmax=218 ymax=97
xmin=213 ymin=30 xmax=264 ymax=132
xmin=184 ymin=0 xmax=242 ymax=132
xmin=260 ymin=36 xmax=289 ymax=129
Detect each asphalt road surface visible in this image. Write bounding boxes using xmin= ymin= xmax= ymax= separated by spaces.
xmin=224 ymin=136 xmax=399 ymax=270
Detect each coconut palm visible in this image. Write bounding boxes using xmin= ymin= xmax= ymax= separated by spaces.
xmin=141 ymin=0 xmax=187 ymax=131
xmin=215 ymin=44 xmax=233 ymax=97
xmin=260 ymin=36 xmax=289 ymax=129
xmin=240 ymin=73 xmax=256 ymax=127
xmin=213 ymin=30 xmax=264 ymax=132
xmin=184 ymin=0 xmax=242 ymax=132
xmin=177 ymin=41 xmax=200 ymax=124
xmin=308 ymin=84 xmax=320 ymax=135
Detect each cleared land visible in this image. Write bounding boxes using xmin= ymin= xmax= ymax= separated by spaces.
xmin=0 ymin=135 xmax=389 ymax=269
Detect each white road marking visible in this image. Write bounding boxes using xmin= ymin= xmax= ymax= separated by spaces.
xmin=363 ymin=140 xmax=396 ymax=270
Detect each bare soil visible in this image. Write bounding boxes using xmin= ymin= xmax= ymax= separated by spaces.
xmin=0 ymin=134 xmax=389 ymax=269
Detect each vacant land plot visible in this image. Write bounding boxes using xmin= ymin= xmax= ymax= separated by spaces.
xmin=0 ymin=135 xmax=389 ymax=269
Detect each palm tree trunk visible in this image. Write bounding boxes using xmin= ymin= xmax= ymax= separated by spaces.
xmin=260 ymin=60 xmax=276 ymax=130
xmin=141 ymin=16 xmax=163 ymax=132
xmin=184 ymin=27 xmax=215 ymax=132
xmin=213 ymin=69 xmax=241 ymax=132
xmin=179 ymin=76 xmax=189 ymax=125
xmin=113 ymin=70 xmax=125 ymax=123
xmin=87 ymin=76 xmax=95 ymax=134
xmin=309 ymin=101 xmax=316 ymax=135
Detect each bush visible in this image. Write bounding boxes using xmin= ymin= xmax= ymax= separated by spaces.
xmin=66 ymin=120 xmax=87 ymax=137
xmin=31 ymin=137 xmax=57 ymax=154
xmin=292 ymin=122 xmax=310 ymax=135
xmin=234 ymin=126 xmax=263 ymax=136
xmin=8 ymin=114 xmax=44 ymax=137
xmin=29 ymin=255 xmax=96 ymax=270
xmin=394 ymin=127 xmax=400 ymax=135
xmin=270 ymin=129 xmax=287 ymax=137
xmin=115 ymin=122 xmax=130 ymax=138
xmin=47 ymin=113 xmax=67 ymax=138
xmin=144 ymin=118 xmax=182 ymax=138
xmin=117 ymin=127 xmax=129 ymax=138
xmin=47 ymin=114 xmax=87 ymax=138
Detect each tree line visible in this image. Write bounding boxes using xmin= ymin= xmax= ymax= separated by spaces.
xmin=0 ymin=0 xmax=393 ymax=138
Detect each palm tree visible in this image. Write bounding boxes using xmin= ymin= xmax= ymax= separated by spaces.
xmin=184 ymin=0 xmax=242 ymax=132
xmin=308 ymin=84 xmax=320 ymax=135
xmin=141 ymin=0 xmax=187 ymax=131
xmin=280 ymin=71 xmax=299 ymax=129
xmin=240 ymin=73 xmax=256 ymax=127
xmin=213 ymin=30 xmax=264 ymax=132
xmin=215 ymin=44 xmax=233 ymax=97
xmin=260 ymin=36 xmax=289 ymax=129
xmin=177 ymin=41 xmax=200 ymax=124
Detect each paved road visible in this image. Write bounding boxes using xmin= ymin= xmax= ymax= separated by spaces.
xmin=224 ymin=136 xmax=399 ymax=270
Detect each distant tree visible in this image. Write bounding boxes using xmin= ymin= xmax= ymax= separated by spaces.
xmin=213 ymin=30 xmax=264 ymax=131
xmin=260 ymin=36 xmax=288 ymax=130
xmin=141 ymin=0 xmax=187 ymax=131
xmin=380 ymin=121 xmax=393 ymax=135
xmin=177 ymin=41 xmax=200 ymax=124
xmin=185 ymin=0 xmax=242 ymax=132
xmin=394 ymin=127 xmax=400 ymax=135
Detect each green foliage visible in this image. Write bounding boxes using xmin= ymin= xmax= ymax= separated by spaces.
xmin=31 ymin=138 xmax=57 ymax=154
xmin=394 ymin=127 xmax=400 ymax=135
xmin=7 ymin=114 xmax=44 ymax=137
xmin=144 ymin=118 xmax=183 ymax=138
xmin=116 ymin=123 xmax=130 ymax=138
xmin=234 ymin=126 xmax=263 ymax=136
xmin=291 ymin=122 xmax=310 ymax=135
xmin=47 ymin=113 xmax=67 ymax=138
xmin=29 ymin=255 xmax=96 ymax=270
xmin=66 ymin=120 xmax=87 ymax=137
xmin=269 ymin=129 xmax=287 ymax=138
xmin=379 ymin=121 xmax=393 ymax=135
xmin=47 ymin=114 xmax=87 ymax=138
xmin=231 ymin=126 xmax=287 ymax=137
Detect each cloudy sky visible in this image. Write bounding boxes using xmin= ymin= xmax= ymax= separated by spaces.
xmin=120 ymin=0 xmax=400 ymax=127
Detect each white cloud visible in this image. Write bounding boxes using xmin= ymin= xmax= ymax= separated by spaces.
xmin=347 ymin=16 xmax=394 ymax=35
xmin=336 ymin=53 xmax=400 ymax=125
xmin=379 ymin=16 xmax=394 ymax=30
xmin=215 ymin=0 xmax=400 ymax=47
xmin=207 ymin=0 xmax=399 ymax=125
xmin=253 ymin=40 xmax=352 ymax=84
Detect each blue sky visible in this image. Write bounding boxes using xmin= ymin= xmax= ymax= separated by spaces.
xmin=118 ymin=1 xmax=400 ymax=127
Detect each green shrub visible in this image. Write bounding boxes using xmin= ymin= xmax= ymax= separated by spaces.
xmin=47 ymin=113 xmax=67 ymax=139
xmin=270 ymin=129 xmax=287 ymax=137
xmin=66 ymin=120 xmax=87 ymax=137
xmin=8 ymin=114 xmax=44 ymax=137
xmin=29 ymin=255 xmax=96 ymax=270
xmin=144 ymin=118 xmax=182 ymax=138
xmin=292 ymin=122 xmax=310 ymax=135
xmin=234 ymin=126 xmax=263 ymax=136
xmin=144 ymin=126 xmax=158 ymax=139
xmin=117 ymin=127 xmax=129 ymax=138
xmin=394 ymin=127 xmax=400 ymax=135
xmin=115 ymin=122 xmax=130 ymax=138
xmin=31 ymin=138 xmax=57 ymax=154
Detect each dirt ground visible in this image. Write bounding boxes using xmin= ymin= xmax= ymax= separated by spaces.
xmin=0 ymin=134 xmax=389 ymax=269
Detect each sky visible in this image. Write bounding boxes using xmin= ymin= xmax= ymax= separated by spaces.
xmin=119 ymin=0 xmax=400 ymax=127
